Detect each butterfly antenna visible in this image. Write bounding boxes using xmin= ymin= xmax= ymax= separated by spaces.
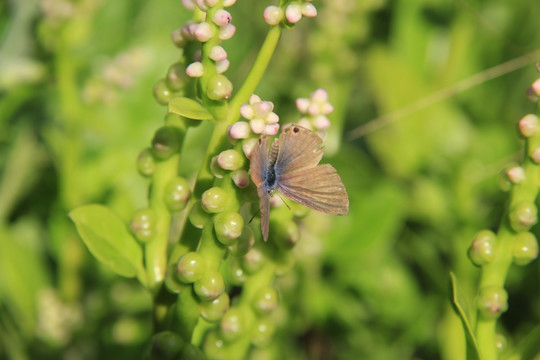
xmin=275 ymin=192 xmax=291 ymax=210
xmin=249 ymin=208 xmax=260 ymax=224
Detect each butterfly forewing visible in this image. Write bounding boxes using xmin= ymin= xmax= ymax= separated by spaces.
xmin=275 ymin=125 xmax=324 ymax=174
xmin=277 ymin=164 xmax=349 ymax=215
xmin=250 ymin=136 xmax=271 ymax=186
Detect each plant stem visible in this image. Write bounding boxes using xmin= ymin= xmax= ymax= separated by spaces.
xmin=228 ymin=26 xmax=283 ymax=125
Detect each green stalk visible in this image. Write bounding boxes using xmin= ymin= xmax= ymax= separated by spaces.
xmin=228 ymin=25 xmax=282 ymax=125
xmin=475 ymin=125 xmax=540 ymax=359
xmin=147 ymin=153 xmax=181 ymax=293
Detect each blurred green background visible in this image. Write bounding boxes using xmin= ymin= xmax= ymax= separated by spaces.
xmin=1 ymin=0 xmax=540 ymax=359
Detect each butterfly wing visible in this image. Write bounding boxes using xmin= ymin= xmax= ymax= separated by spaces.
xmin=274 ymin=125 xmax=324 ymax=174
xmin=277 ymin=164 xmax=349 ymax=215
xmin=257 ymin=186 xmax=270 ymax=241
xmin=249 ymin=135 xmax=274 ymax=241
xmin=249 ymin=136 xmax=271 ymax=186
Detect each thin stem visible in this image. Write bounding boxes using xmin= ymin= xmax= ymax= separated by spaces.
xmin=228 ymin=26 xmax=283 ymax=126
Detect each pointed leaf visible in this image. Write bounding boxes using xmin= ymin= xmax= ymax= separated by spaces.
xmin=450 ymin=272 xmax=481 ymax=360
xmin=69 ymin=204 xmax=145 ymax=282
xmin=168 ymin=97 xmax=213 ymax=120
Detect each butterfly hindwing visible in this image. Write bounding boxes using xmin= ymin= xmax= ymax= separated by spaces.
xmin=277 ymin=164 xmax=349 ymax=215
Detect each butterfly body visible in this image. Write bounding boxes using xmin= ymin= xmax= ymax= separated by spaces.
xmin=250 ymin=125 xmax=349 ymax=241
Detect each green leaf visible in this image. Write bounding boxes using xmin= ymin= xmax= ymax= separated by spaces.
xmin=69 ymin=204 xmax=146 ymax=284
xmin=168 ymin=97 xmax=213 ymax=121
xmin=449 ymin=272 xmax=481 ymax=360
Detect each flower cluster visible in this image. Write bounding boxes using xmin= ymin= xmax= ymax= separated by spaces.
xmin=171 ymin=3 xmax=236 ymax=78
xmin=264 ymin=1 xmax=317 ymax=26
xmin=295 ymin=88 xmax=334 ymax=132
xmin=229 ymin=95 xmax=280 ymax=139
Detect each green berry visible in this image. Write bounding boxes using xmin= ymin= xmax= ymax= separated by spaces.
xmin=513 ymin=232 xmax=538 ymax=266
xmin=179 ymin=344 xmax=205 ymax=360
xmin=164 ymin=263 xmax=188 ymax=294
xmin=227 ymin=258 xmax=247 ymax=285
xmin=210 ymin=156 xmax=227 ymax=179
xmin=509 ymin=201 xmax=537 ymax=232
xmin=149 ymin=331 xmax=184 ymax=360
xmin=164 ymin=177 xmax=191 ymax=212
xmin=273 ymin=219 xmax=299 ymax=250
xmin=137 ymin=148 xmax=155 ymax=177
xmin=166 ymin=62 xmax=188 ymax=91
xmin=176 ymin=252 xmax=205 ymax=284
xmin=153 ymin=79 xmax=172 ymax=105
xmin=251 ymin=318 xmax=275 ymax=347
xmin=152 ymin=126 xmax=182 ymax=160
xmin=477 ymin=286 xmax=508 ymax=320
xmin=201 ymin=187 xmax=228 ymax=213
xmin=202 ymin=330 xmax=226 ymax=360
xmin=207 ymin=74 xmax=233 ymax=101
xmin=220 ymin=307 xmax=244 ymax=341
xmin=242 ymin=246 xmax=266 ymax=274
xmin=228 ymin=227 xmax=255 ymax=256
xmin=468 ymin=230 xmax=496 ymax=267
xmin=253 ymin=286 xmax=278 ymax=315
xmin=495 ymin=333 xmax=507 ymax=354
xmin=130 ymin=209 xmax=155 ymax=243
xmin=194 ymin=270 xmax=225 ymax=301
xmin=217 ymin=149 xmax=244 ymax=171
xmin=214 ymin=211 xmax=244 ymax=246
xmin=188 ymin=201 xmax=211 ymax=229
xmin=200 ymin=292 xmax=230 ymax=322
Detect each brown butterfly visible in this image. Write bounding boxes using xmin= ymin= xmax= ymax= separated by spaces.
xmin=249 ymin=124 xmax=349 ymax=241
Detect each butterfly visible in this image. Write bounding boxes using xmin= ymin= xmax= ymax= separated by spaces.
xmin=249 ymin=124 xmax=349 ymax=241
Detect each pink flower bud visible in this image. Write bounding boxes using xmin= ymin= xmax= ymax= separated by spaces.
xmin=219 ymin=24 xmax=236 ymax=40
xmin=182 ymin=0 xmax=196 ymax=10
xmin=507 ymin=166 xmax=526 ymax=184
xmin=265 ymin=112 xmax=279 ymax=124
xmin=532 ymin=78 xmax=540 ymax=97
xmin=182 ymin=23 xmax=196 ymax=40
xmin=223 ymin=0 xmax=236 ymax=6
xmin=243 ymin=138 xmax=258 ymax=158
xmin=250 ymin=119 xmax=266 ymax=134
xmin=531 ymin=148 xmax=540 ymax=164
xmin=232 ymin=170 xmax=250 ymax=188
xmin=296 ymin=98 xmax=309 ymax=113
xmin=240 ymin=104 xmax=254 ymax=119
xmin=213 ymin=9 xmax=232 ymax=26
xmin=264 ymin=123 xmax=280 ymax=136
xmin=306 ymin=103 xmax=319 ymax=116
xmin=186 ymin=62 xmax=204 ymax=77
xmin=194 ymin=0 xmax=208 ymax=11
xmin=313 ymin=115 xmax=330 ymax=130
xmin=216 ymin=59 xmax=230 ymax=74
xmin=285 ymin=4 xmax=302 ymax=23
xmin=252 ymin=101 xmax=273 ymax=117
xmin=171 ymin=28 xmax=187 ymax=47
xmin=249 ymin=94 xmax=262 ymax=104
xmin=264 ymin=6 xmax=284 ymax=26
xmin=194 ymin=22 xmax=214 ymax=42
xmin=518 ymin=114 xmax=540 ymax=138
xmin=229 ymin=121 xmax=251 ymax=139
xmin=311 ymin=88 xmax=328 ymax=102
xmin=320 ymin=102 xmax=334 ymax=114
xmin=301 ymin=3 xmax=317 ymax=17
xmin=209 ymin=46 xmax=228 ymax=61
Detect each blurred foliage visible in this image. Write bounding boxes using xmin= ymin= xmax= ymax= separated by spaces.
xmin=1 ymin=0 xmax=540 ymax=359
